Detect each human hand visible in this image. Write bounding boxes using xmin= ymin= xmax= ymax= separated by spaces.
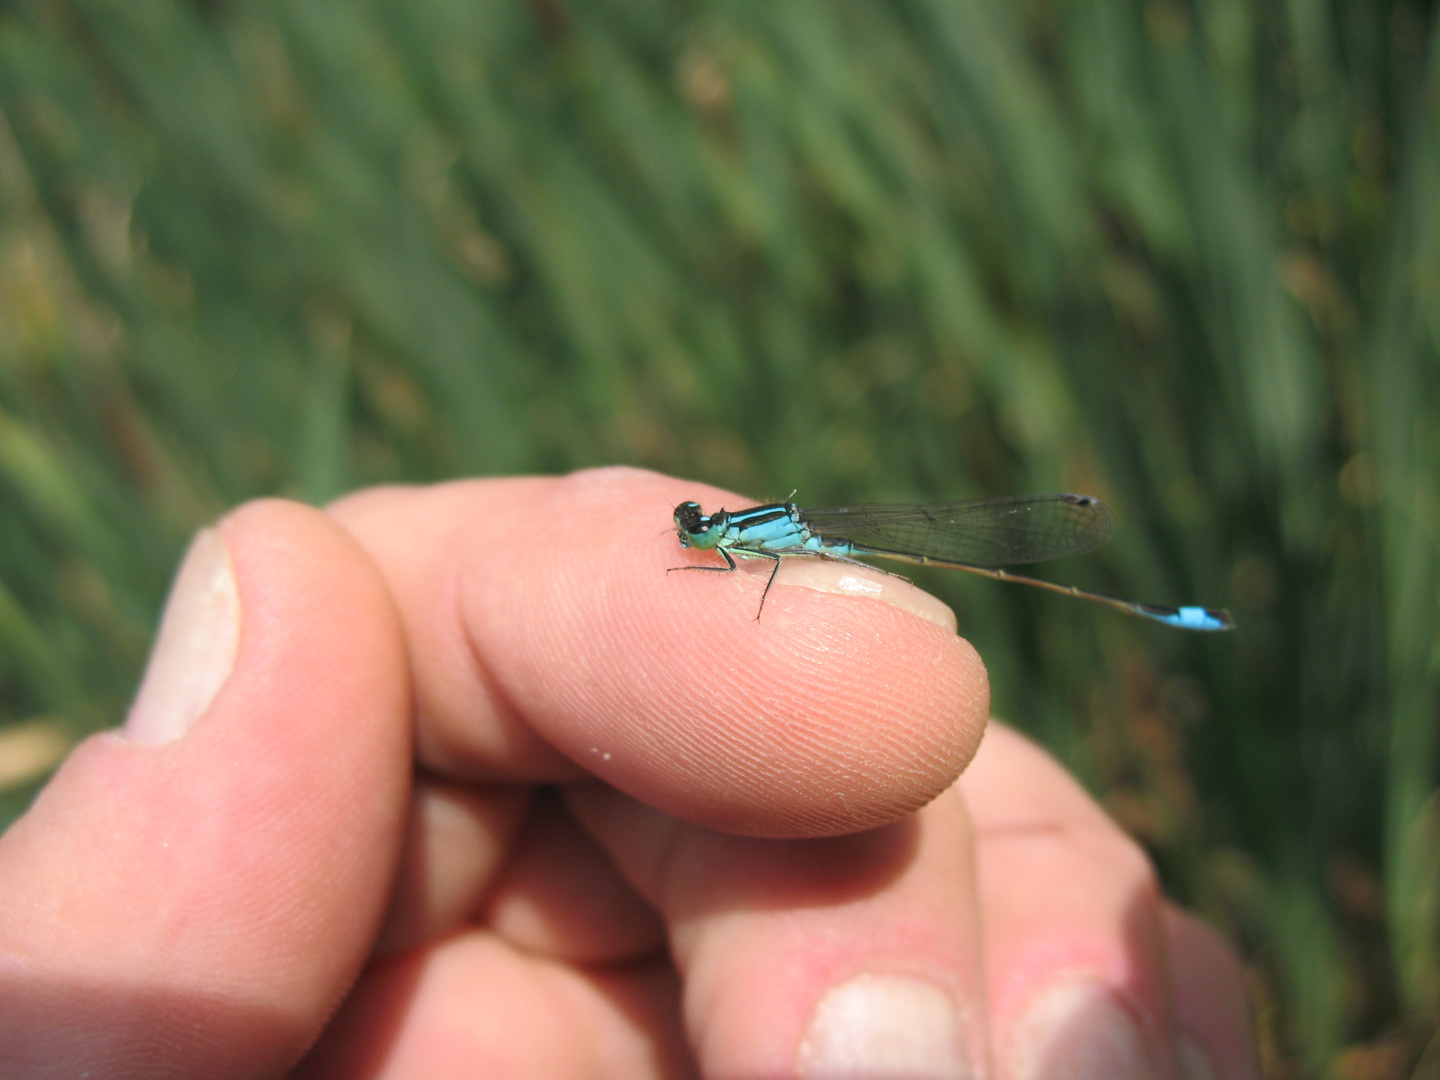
xmin=0 ymin=467 xmax=1255 ymax=1078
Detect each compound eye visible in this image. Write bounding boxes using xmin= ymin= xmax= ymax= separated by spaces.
xmin=674 ymin=501 xmax=706 ymax=533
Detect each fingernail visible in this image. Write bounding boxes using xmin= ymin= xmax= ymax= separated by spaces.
xmin=124 ymin=528 xmax=241 ymax=745
xmin=777 ymin=560 xmax=959 ymax=632
xmin=798 ymin=974 xmax=975 ymax=1080
xmin=1010 ymin=977 xmax=1153 ymax=1080
xmin=1178 ymin=1035 xmax=1220 ymax=1080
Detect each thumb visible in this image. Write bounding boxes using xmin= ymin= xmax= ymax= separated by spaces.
xmin=0 ymin=500 xmax=412 ymax=1079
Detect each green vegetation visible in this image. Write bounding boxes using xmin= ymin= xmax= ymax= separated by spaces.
xmin=0 ymin=0 xmax=1435 ymax=1072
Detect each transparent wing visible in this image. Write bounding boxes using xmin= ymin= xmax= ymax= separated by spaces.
xmin=799 ymin=494 xmax=1116 ymax=567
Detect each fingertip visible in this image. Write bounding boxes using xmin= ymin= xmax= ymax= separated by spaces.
xmin=507 ymin=469 xmax=992 ymax=836
xmin=504 ymin=549 xmax=990 ymax=837
xmin=568 ymin=782 xmax=990 ymax=1080
xmin=964 ymin=724 xmax=1178 ymax=1080
xmin=1161 ymin=905 xmax=1259 ymax=1080
xmin=0 ymin=498 xmax=413 ymax=1075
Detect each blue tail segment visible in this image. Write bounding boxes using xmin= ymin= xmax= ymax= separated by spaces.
xmin=1147 ymin=606 xmax=1235 ymax=632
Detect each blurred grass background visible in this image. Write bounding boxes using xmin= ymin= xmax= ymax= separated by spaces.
xmin=0 ymin=0 xmax=1435 ymax=1073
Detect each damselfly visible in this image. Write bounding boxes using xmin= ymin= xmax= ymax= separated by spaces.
xmin=670 ymin=494 xmax=1233 ymax=630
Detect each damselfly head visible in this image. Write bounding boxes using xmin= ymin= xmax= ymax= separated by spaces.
xmin=673 ymin=501 xmax=707 ymax=546
xmin=674 ymin=501 xmax=731 ymax=552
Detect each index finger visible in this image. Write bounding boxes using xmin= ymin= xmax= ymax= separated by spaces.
xmin=330 ymin=467 xmax=988 ymax=838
